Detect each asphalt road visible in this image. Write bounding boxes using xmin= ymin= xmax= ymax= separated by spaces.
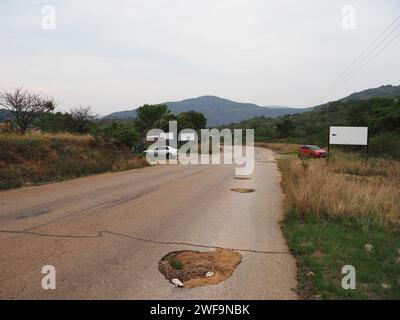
xmin=0 ymin=147 xmax=297 ymax=299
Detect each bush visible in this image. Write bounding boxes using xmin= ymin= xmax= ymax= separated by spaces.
xmin=92 ymin=122 xmax=139 ymax=148
xmin=369 ymin=132 xmax=400 ymax=158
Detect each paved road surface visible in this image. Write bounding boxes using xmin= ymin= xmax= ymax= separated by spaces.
xmin=0 ymin=147 xmax=297 ymax=299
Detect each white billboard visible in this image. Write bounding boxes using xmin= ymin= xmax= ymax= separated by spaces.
xmin=329 ymin=126 xmax=368 ymax=146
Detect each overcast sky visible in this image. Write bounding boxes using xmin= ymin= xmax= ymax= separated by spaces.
xmin=0 ymin=0 xmax=399 ymax=115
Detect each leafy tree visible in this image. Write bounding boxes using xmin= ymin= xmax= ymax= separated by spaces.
xmin=177 ymin=110 xmax=207 ymax=131
xmin=92 ymin=122 xmax=139 ymax=148
xmin=0 ymin=87 xmax=55 ymax=134
xmin=276 ymin=116 xmax=294 ymax=138
xmin=34 ymin=112 xmax=74 ymax=133
xmin=34 ymin=106 xmax=95 ymax=134
xmin=134 ymin=104 xmax=173 ymax=136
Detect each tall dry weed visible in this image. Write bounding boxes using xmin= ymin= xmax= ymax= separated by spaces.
xmin=280 ymin=157 xmax=400 ymax=226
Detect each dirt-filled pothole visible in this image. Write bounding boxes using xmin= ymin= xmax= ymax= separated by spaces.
xmin=158 ymin=248 xmax=242 ymax=288
xmin=231 ymin=188 xmax=255 ymax=193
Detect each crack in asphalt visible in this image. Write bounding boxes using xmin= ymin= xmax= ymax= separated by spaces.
xmin=3 ymin=164 xmax=198 ymax=220
xmin=0 ymin=229 xmax=290 ymax=255
xmin=18 ymin=165 xmax=214 ymax=232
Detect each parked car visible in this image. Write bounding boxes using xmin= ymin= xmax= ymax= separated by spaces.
xmin=144 ymin=146 xmax=179 ymax=159
xmin=299 ymin=145 xmax=327 ymax=158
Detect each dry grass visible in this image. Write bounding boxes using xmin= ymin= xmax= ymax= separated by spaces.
xmin=255 ymin=142 xmax=300 ymax=154
xmin=331 ymin=156 xmax=400 ymax=180
xmin=0 ymin=131 xmax=93 ymax=143
xmin=279 ymin=156 xmax=400 ymax=226
xmin=0 ymin=122 xmax=10 ymax=132
xmin=0 ymin=132 xmax=149 ymax=190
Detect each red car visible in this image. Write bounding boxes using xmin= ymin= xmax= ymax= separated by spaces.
xmin=299 ymin=145 xmax=327 ymax=158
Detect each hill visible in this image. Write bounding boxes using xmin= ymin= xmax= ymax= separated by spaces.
xmin=0 ymin=109 xmax=11 ymax=121
xmin=104 ymin=96 xmax=310 ymax=126
xmin=227 ymin=97 xmax=400 ymax=158
xmin=340 ymin=85 xmax=400 ymax=102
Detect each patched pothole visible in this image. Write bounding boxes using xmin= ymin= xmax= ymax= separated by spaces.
xmin=231 ymin=188 xmax=255 ymax=193
xmin=158 ymin=249 xmax=242 ymax=289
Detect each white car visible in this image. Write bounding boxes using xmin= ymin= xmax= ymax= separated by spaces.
xmin=144 ymin=146 xmax=179 ymax=159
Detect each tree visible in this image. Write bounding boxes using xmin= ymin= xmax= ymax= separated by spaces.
xmin=70 ymin=106 xmax=96 ymax=133
xmin=0 ymin=88 xmax=55 ymax=134
xmin=34 ymin=106 xmax=95 ymax=134
xmin=177 ymin=110 xmax=207 ymax=131
xmin=276 ymin=116 xmax=294 ymax=138
xmin=92 ymin=122 xmax=139 ymax=148
xmin=34 ymin=112 xmax=73 ymax=133
xmin=134 ymin=104 xmax=173 ymax=136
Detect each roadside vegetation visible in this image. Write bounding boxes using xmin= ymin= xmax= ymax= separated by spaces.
xmin=0 ymin=132 xmax=149 ymax=190
xmin=264 ymin=144 xmax=400 ymax=299
xmin=0 ymin=87 xmax=208 ymax=191
xmin=228 ymin=97 xmax=400 ymax=158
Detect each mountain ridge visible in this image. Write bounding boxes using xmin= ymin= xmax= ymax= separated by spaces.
xmin=103 ymin=85 xmax=400 ymax=125
xmin=2 ymin=85 xmax=399 ymax=125
xmin=104 ymin=95 xmax=310 ymax=126
xmin=340 ymin=85 xmax=400 ymax=102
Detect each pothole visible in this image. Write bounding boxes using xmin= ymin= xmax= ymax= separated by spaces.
xmin=231 ymin=188 xmax=255 ymax=193
xmin=233 ymin=177 xmax=252 ymax=180
xmin=158 ymin=248 xmax=242 ymax=289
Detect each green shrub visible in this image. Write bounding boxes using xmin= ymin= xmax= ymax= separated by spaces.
xmin=370 ymin=132 xmax=400 ymax=158
xmin=92 ymin=122 xmax=139 ymax=148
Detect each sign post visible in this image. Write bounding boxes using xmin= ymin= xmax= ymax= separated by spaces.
xmin=328 ymin=126 xmax=369 ymax=161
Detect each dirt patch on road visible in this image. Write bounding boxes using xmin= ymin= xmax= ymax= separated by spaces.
xmin=159 ymin=248 xmax=242 ymax=289
xmin=231 ymin=188 xmax=255 ymax=193
xmin=233 ymin=177 xmax=252 ymax=180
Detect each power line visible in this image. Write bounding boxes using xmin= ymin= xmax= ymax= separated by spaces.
xmin=321 ymin=14 xmax=400 ymax=97
xmin=326 ymin=29 xmax=400 ymax=98
xmin=318 ymin=14 xmax=400 ymax=102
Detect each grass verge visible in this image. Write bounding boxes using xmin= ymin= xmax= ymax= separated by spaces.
xmin=284 ymin=209 xmax=400 ymax=299
xmin=260 ymin=143 xmax=400 ymax=299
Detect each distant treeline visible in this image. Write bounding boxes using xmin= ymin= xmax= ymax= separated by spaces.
xmin=224 ymin=97 xmax=400 ymax=158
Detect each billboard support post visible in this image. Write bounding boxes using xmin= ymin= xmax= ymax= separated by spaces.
xmin=366 ymin=130 xmax=370 ymax=162
xmin=327 ymin=129 xmax=331 ymax=163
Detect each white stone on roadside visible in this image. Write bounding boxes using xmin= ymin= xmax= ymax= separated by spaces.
xmin=171 ymin=278 xmax=184 ymax=287
xmin=206 ymin=271 xmax=214 ymax=278
xmin=364 ymin=244 xmax=374 ymax=252
xmin=307 ymin=271 xmax=314 ymax=277
xmin=381 ymin=283 xmax=392 ymax=290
